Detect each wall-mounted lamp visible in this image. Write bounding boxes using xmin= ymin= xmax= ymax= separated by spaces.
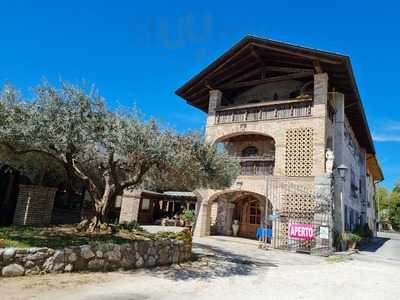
xmin=337 ymin=164 xmax=348 ymax=181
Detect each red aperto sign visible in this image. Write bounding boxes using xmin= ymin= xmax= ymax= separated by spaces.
xmin=288 ymin=223 xmax=314 ymax=240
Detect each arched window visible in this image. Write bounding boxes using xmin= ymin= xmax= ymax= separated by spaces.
xmin=242 ymin=146 xmax=258 ymax=157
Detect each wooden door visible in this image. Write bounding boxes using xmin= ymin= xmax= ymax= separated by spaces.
xmin=238 ymin=199 xmax=261 ymax=238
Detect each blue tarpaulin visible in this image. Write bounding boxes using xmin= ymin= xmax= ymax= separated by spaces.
xmin=256 ymin=227 xmax=272 ymax=239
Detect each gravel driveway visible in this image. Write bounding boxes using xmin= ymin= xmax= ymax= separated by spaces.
xmin=1 ymin=235 xmax=400 ymax=300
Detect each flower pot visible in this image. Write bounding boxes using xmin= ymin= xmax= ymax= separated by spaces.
xmin=347 ymin=241 xmax=357 ymax=250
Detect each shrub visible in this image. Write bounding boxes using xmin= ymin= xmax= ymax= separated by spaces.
xmin=116 ymin=221 xmax=144 ymax=232
xmin=153 ymin=229 xmax=192 ymax=246
xmin=333 ymin=229 xmax=343 ymax=250
xmin=180 ymin=209 xmax=195 ymax=224
xmin=353 ymin=223 xmax=373 ymax=239
xmin=342 ymin=232 xmax=362 ymax=243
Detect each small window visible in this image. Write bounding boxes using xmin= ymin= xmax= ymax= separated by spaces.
xmin=242 ymin=146 xmax=258 ymax=157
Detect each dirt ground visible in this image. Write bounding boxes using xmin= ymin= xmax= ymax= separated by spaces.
xmin=1 ymin=235 xmax=400 ymax=300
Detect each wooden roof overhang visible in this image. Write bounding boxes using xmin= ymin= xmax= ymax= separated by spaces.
xmin=367 ymin=154 xmax=384 ymax=182
xmin=175 ymin=35 xmax=376 ymax=155
xmin=140 ymin=190 xmax=197 ymax=202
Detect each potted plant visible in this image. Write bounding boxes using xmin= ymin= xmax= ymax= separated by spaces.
xmin=342 ymin=232 xmax=362 ymax=250
xmin=180 ymin=209 xmax=195 ymax=228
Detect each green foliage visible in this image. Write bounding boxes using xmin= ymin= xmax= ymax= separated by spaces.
xmin=353 ymin=223 xmax=373 ymax=239
xmin=0 ymin=81 xmax=239 ymax=221
xmin=326 ymin=255 xmax=351 ymax=263
xmin=342 ymin=232 xmax=362 ymax=243
xmin=376 ymin=184 xmax=400 ymax=230
xmin=333 ymin=229 xmax=343 ymax=250
xmin=115 ymin=221 xmax=144 ymax=232
xmin=0 ymin=226 xmax=131 ymax=249
xmin=180 ymin=209 xmax=195 ymax=223
xmin=0 ymin=226 xmax=192 ymax=249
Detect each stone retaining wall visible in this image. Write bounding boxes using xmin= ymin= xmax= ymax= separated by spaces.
xmin=0 ymin=239 xmax=191 ymax=277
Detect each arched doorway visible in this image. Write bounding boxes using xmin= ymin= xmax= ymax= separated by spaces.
xmin=207 ymin=190 xmax=272 ymax=239
xmin=233 ymin=196 xmax=262 ymax=238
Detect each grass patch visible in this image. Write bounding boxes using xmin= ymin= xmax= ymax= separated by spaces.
xmin=326 ymin=255 xmax=351 ymax=263
xmin=0 ymin=226 xmax=192 ymax=249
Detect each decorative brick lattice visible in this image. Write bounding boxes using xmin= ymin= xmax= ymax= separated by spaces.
xmin=285 ymin=128 xmax=314 ymax=176
xmin=282 ymin=193 xmax=315 ymax=214
xmin=277 ymin=192 xmax=316 ymax=250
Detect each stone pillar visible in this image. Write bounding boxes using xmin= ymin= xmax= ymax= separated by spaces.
xmin=193 ymin=201 xmax=211 ymax=237
xmin=13 ymin=185 xmax=57 ymax=226
xmin=314 ymin=73 xmax=329 ymax=105
xmin=119 ymin=190 xmax=141 ymax=224
xmin=224 ymin=202 xmax=235 ymax=236
xmin=215 ymin=198 xmax=230 ymax=234
xmin=313 ymin=175 xmax=334 ymax=256
xmin=312 ymin=73 xmax=329 ymax=176
xmin=332 ymin=92 xmax=345 ymax=234
xmin=359 ymin=149 xmax=367 ymax=223
xmin=205 ymin=90 xmax=222 ymax=142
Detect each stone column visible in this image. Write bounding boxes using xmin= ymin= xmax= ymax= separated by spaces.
xmin=215 ymin=198 xmax=227 ymax=234
xmin=205 ymin=90 xmax=222 ymax=142
xmin=193 ymin=201 xmax=211 ymax=237
xmin=312 ymin=73 xmax=329 ymax=176
xmin=313 ymin=175 xmax=334 ymax=256
xmin=119 ymin=190 xmax=141 ymax=224
xmin=224 ymin=202 xmax=235 ymax=236
xmin=332 ymin=92 xmax=346 ymax=234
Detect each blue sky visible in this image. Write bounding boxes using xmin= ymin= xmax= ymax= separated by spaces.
xmin=0 ymin=1 xmax=399 ymax=189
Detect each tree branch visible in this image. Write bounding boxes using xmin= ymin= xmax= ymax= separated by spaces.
xmin=120 ymin=162 xmax=152 ymax=190
xmin=1 ymin=142 xmax=66 ymax=165
xmin=108 ymin=151 xmax=121 ymax=190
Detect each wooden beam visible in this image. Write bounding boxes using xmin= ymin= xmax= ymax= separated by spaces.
xmin=218 ymin=66 xmax=313 ymax=91
xmin=181 ymin=44 xmax=253 ymax=97
xmin=219 ymin=71 xmax=314 ymax=90
xmin=226 ymin=67 xmax=265 ymax=84
xmin=251 ymin=42 xmax=342 ymax=64
xmin=203 ymin=80 xmax=214 ymax=90
xmin=313 ymin=60 xmax=323 ymax=73
xmin=211 ymin=61 xmax=259 ymax=86
xmin=264 ymin=66 xmax=313 ymax=73
xmin=251 ymin=47 xmax=263 ymax=63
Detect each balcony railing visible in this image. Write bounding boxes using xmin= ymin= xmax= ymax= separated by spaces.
xmin=215 ymin=98 xmax=313 ymax=124
xmin=230 ymin=156 xmax=274 ymax=176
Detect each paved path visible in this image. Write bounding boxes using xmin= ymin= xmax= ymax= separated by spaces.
xmin=1 ymin=235 xmax=400 ymax=300
xmin=359 ymin=231 xmax=400 ymax=263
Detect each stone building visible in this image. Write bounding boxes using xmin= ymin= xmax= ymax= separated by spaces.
xmin=175 ymin=36 xmax=383 ymax=253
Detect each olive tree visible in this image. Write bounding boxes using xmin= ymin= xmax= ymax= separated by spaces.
xmin=0 ymin=82 xmax=239 ymax=229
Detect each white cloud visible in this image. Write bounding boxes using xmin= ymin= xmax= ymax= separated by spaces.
xmin=372 ymin=120 xmax=400 ymax=142
xmin=386 ymin=121 xmax=400 ymax=131
xmin=373 ymin=133 xmax=400 ymax=142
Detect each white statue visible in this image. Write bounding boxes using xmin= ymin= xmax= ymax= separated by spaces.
xmin=326 ymin=149 xmax=334 ymax=174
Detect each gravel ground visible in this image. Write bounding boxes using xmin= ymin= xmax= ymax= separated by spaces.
xmin=1 ymin=235 xmax=400 ymax=300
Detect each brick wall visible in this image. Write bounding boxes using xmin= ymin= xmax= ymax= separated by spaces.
xmin=119 ymin=190 xmax=141 ymax=224
xmin=13 ymin=185 xmax=57 ymax=226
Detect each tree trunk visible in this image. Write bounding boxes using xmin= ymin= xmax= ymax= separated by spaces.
xmin=81 ymin=171 xmax=117 ymax=232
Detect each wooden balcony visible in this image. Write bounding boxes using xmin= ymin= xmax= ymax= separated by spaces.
xmin=231 ymin=156 xmax=274 ymax=176
xmin=215 ymin=98 xmax=313 ymax=124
